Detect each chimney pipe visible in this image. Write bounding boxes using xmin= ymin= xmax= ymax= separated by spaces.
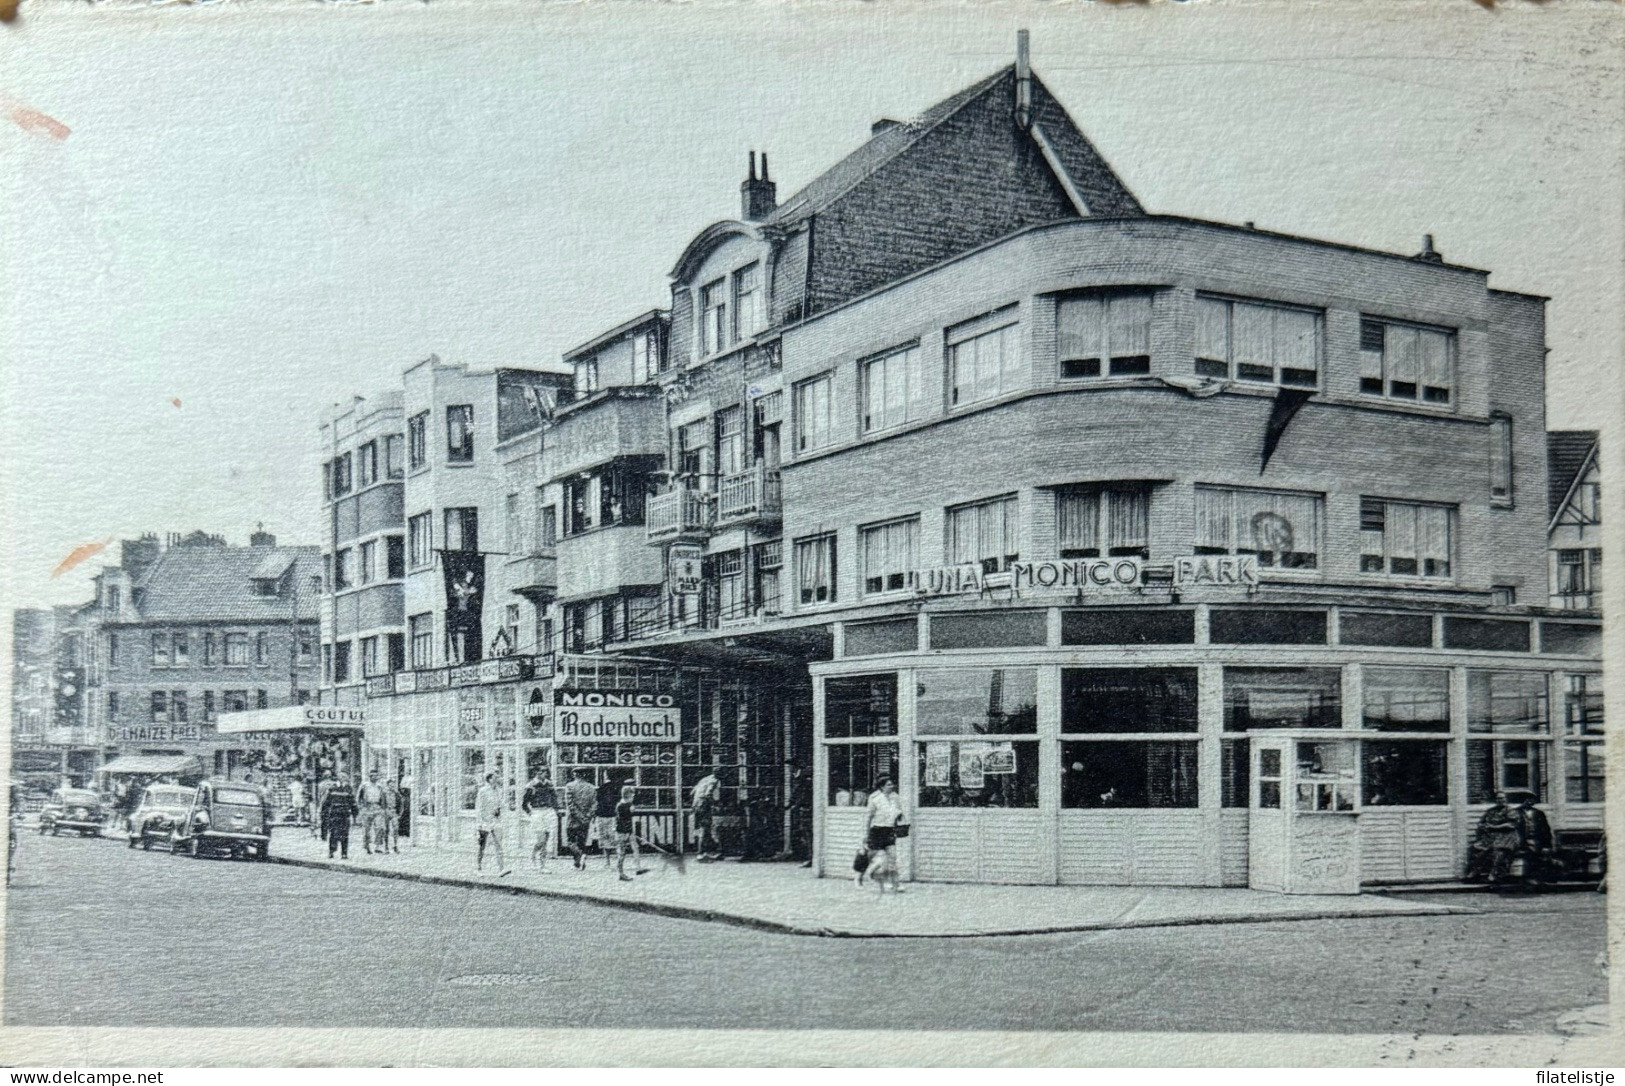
xmin=1015 ymin=29 xmax=1032 ymax=129
xmin=741 ymin=150 xmax=777 ymax=221
xmin=1414 ymin=233 xmax=1444 ymax=264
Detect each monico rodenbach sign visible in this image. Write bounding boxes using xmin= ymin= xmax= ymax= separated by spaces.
xmin=553 ymin=689 xmax=681 ymax=742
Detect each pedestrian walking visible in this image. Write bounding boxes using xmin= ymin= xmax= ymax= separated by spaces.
xmin=356 ymin=770 xmax=387 ymax=854
xmin=521 ymin=771 xmax=558 ymax=871
xmin=474 ymin=772 xmax=512 ymax=877
xmin=382 ymin=775 xmax=402 ymax=853
xmin=321 ymin=775 xmax=358 ymax=860
xmin=562 ymin=768 xmax=595 ymax=869
xmin=286 ymin=775 xmax=306 ymax=827
xmin=594 ymin=774 xmax=629 ymax=868
xmin=615 ymin=784 xmax=649 ymax=882
xmin=862 ymin=777 xmax=906 ymax=894
xmin=314 ymin=772 xmax=335 ymax=839
xmin=692 ymin=768 xmax=722 ymax=860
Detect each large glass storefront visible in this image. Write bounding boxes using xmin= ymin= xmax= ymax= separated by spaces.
xmin=814 ymin=619 xmax=1604 ymax=886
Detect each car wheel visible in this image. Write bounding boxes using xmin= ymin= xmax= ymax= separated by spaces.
xmin=37 ymin=823 xmax=46 ymax=836
xmin=127 ymin=835 xmax=138 ymax=848
xmin=50 ymin=825 xmax=59 ymax=837
xmin=141 ymin=835 xmax=153 ymax=851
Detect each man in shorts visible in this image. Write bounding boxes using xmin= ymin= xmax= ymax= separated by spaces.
xmin=356 ymin=770 xmax=387 ymax=855
xmin=521 ymin=770 xmax=558 ymax=871
xmin=614 ymin=784 xmax=648 ymax=882
xmin=594 ymin=774 xmax=629 ymax=868
xmin=562 ymin=769 xmax=595 ymax=869
xmin=474 ymin=772 xmax=511 ymax=877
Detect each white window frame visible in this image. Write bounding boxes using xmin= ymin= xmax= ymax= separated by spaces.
xmin=408 ymin=512 xmax=433 ymax=569
xmin=1196 ymin=294 xmax=1322 ymax=388
xmin=795 ymin=533 xmax=838 ymax=606
xmin=948 ymin=310 xmax=1021 ymax=408
xmin=946 ymin=494 xmax=1019 ymax=574
xmin=862 ymin=517 xmax=920 ymax=596
xmin=1359 ymin=316 xmax=1455 ymax=406
xmin=1056 ymin=486 xmax=1150 ymax=558
xmin=793 ymin=373 xmax=833 ymax=455
xmin=733 ymin=263 xmax=764 ymax=341
xmin=1056 ymin=291 xmax=1153 ymax=379
xmin=1194 ymin=485 xmax=1324 ymax=571
xmin=1360 ymin=498 xmax=1454 ymax=580
xmin=701 ymin=278 xmax=729 ymax=356
xmin=860 ymin=344 xmax=925 ymax=434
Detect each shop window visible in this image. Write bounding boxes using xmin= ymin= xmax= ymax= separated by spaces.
xmin=408 ymin=513 xmax=433 ymax=568
xmin=1061 ymin=668 xmax=1198 ymax=733
xmin=1541 ymin=622 xmax=1600 ymax=656
xmin=1362 ymin=739 xmax=1448 ymax=806
xmin=1210 ymin=609 xmax=1326 ymax=645
xmin=461 ymin=747 xmax=485 ymax=812
xmin=917 ymin=740 xmax=1039 ymax=808
xmin=795 ymin=534 xmax=837 ymax=605
xmin=1442 ymin=616 xmax=1529 ymax=653
xmin=407 ymin=411 xmax=428 ymax=471
xmin=1338 ymin=611 xmax=1433 ymax=648
xmin=1057 ymin=485 xmax=1148 ymax=558
xmin=1360 ymin=498 xmax=1452 ymax=579
xmin=1061 ymin=609 xmax=1191 ymax=647
xmin=862 ymin=517 xmax=919 ymax=595
xmin=861 ymin=344 xmax=926 ymax=433
xmin=224 ymin=633 xmax=249 ymax=666
xmin=1294 ymin=740 xmax=1357 ymax=812
xmin=1061 ymin=741 xmax=1198 ymax=808
xmin=844 ymin=618 xmax=916 ymax=658
xmin=824 ymin=674 xmax=896 ymax=738
xmin=1362 ymin=667 xmax=1449 ymax=732
xmin=1564 ymin=673 xmax=1605 ymax=803
xmin=1056 ymin=290 xmax=1152 ymax=378
xmin=948 ymin=307 xmax=1021 ymax=407
xmin=1194 ymin=486 xmax=1321 ymax=569
xmin=1224 ymin=667 xmax=1341 ymax=731
xmin=1468 ymin=740 xmax=1547 ymax=804
xmin=445 ymin=404 xmax=474 ymax=463
xmin=793 ymin=373 xmax=833 ymax=454
xmin=917 ymin=669 xmax=1037 ymax=736
xmin=826 ymin=743 xmax=898 ymax=807
xmin=1195 ymin=295 xmax=1320 ymax=387
xmin=928 ymin=611 xmax=1046 ymax=650
xmin=1359 ymin=317 xmax=1454 ymax=405
xmin=946 ymin=493 xmax=1018 ymax=574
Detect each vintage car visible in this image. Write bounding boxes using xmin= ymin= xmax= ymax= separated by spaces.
xmin=170 ymin=779 xmax=274 ymax=860
xmin=126 ymin=783 xmax=196 ymax=851
xmin=37 ymin=788 xmax=106 ymax=837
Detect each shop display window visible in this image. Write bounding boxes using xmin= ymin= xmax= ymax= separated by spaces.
xmin=1362 ymin=667 xmax=1449 ymax=732
xmin=1061 ymin=740 xmax=1198 ymax=808
xmin=1294 ymin=740 xmax=1356 ymax=811
xmin=1362 ymin=739 xmax=1447 ymax=806
xmin=1564 ymin=673 xmax=1604 ymax=803
xmin=826 ymin=744 xmax=898 ymax=807
xmin=459 ymin=747 xmax=485 ymax=812
xmin=824 ymin=674 xmax=897 ymax=738
xmin=555 ymin=743 xmax=679 ymax=810
xmin=916 ymin=740 xmax=1039 ymax=807
xmin=1224 ymin=667 xmax=1341 ymax=731
xmin=916 ymin=669 xmax=1036 ymax=735
xmin=1468 ymin=739 xmax=1547 ymax=803
xmin=1061 ymin=667 xmax=1197 ymax=733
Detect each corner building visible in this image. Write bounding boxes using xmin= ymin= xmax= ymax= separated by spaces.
xmin=567 ymin=45 xmax=1601 ymax=887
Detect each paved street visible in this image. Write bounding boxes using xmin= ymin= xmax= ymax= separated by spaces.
xmin=4 ymin=831 xmax=1606 ymax=1033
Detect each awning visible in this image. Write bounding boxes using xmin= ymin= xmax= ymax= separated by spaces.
xmin=97 ymin=755 xmax=204 ymax=776
xmin=214 ymin=705 xmax=365 ymax=735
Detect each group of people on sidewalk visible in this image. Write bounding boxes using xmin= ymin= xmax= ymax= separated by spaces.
xmin=477 ymin=768 xmax=649 ymax=882
xmin=312 ymin=769 xmax=406 ymax=859
xmin=1467 ymin=790 xmax=1553 ymax=884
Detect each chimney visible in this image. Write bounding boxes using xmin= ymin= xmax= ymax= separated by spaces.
xmin=250 ymin=522 xmax=276 ymax=548
xmin=871 ymin=118 xmax=901 ymax=137
xmin=1015 ymin=29 xmax=1033 ymax=130
xmin=1414 ymin=233 xmax=1444 ymax=264
xmin=740 ymin=151 xmax=777 ymax=221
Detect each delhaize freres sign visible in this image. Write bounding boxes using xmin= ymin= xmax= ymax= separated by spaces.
xmin=553 ymin=689 xmax=681 ymax=742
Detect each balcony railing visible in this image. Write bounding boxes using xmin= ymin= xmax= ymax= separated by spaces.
xmin=646 ymin=488 xmax=715 ymax=544
xmin=716 ymin=463 xmax=782 ymax=527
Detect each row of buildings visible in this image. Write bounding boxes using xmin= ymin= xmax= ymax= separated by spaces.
xmin=13 ymin=36 xmax=1606 ymax=887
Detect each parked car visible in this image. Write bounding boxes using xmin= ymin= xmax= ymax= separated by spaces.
xmin=126 ymin=784 xmax=196 ymax=851
xmin=38 ymin=788 xmax=105 ymax=837
xmin=170 ymin=779 xmax=273 ymax=861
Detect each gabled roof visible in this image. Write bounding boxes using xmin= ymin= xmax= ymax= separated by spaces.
xmin=763 ymin=66 xmax=1141 ymax=231
xmin=129 ymin=545 xmax=321 ymax=623
xmin=1547 ymin=430 xmax=1599 ymax=523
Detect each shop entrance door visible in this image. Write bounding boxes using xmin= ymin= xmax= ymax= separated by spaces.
xmin=1248 ymin=734 xmax=1361 ymax=894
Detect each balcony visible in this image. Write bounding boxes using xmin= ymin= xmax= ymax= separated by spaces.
xmin=716 ymin=463 xmax=782 ymax=528
xmin=505 ymin=549 xmax=558 ymax=603
xmin=646 ymin=489 xmax=715 ymax=544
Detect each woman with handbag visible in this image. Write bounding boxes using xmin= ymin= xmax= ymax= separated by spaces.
xmin=862 ymin=777 xmax=907 ymax=894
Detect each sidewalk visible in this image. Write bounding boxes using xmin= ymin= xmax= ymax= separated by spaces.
xmin=267 ymin=828 xmax=1475 ymax=938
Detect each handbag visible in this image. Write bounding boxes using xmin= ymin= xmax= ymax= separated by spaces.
xmin=852 ymin=848 xmax=870 ymax=873
xmin=893 ymin=821 xmax=911 ymax=839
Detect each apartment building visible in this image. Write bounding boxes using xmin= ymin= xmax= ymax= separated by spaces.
xmin=337 ymin=36 xmax=1600 ymax=884
xmin=9 ymin=605 xmax=99 ymax=790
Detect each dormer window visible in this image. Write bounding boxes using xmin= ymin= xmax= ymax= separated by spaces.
xmin=250 ymin=578 xmax=279 ymax=598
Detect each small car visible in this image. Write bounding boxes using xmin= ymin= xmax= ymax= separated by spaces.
xmin=126 ymin=783 xmax=196 ymax=851
xmin=38 ymin=788 xmax=106 ymax=837
xmin=170 ymin=779 xmax=273 ymax=860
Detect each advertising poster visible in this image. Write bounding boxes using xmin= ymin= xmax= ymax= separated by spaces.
xmin=924 ymin=742 xmax=952 ymax=788
xmin=983 ymin=742 xmax=1016 ymax=775
xmin=958 ymin=742 xmax=988 ymax=791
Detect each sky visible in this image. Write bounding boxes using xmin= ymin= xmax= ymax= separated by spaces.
xmin=2 ymin=0 xmax=1621 ymax=613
